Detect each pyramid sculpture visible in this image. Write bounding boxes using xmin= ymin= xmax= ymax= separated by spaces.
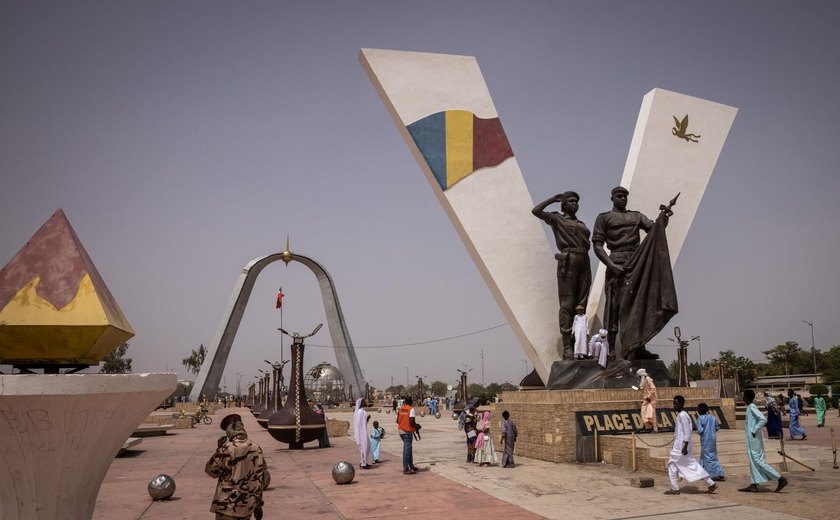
xmin=0 ymin=209 xmax=134 ymax=365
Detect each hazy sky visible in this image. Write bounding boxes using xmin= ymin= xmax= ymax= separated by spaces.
xmin=2 ymin=1 xmax=839 ymax=392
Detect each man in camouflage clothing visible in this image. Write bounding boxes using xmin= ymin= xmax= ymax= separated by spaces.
xmin=206 ymin=414 xmax=267 ymax=519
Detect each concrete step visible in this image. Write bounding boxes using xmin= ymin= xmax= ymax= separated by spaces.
xmin=640 ymin=429 xmax=831 ymax=474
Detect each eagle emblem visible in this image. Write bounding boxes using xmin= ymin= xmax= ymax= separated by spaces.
xmin=672 ymin=115 xmax=701 ymax=143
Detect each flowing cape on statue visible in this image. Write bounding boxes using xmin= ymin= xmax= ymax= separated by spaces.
xmin=618 ymin=213 xmax=678 ymax=352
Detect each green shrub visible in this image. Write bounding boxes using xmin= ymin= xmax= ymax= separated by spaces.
xmin=809 ymin=383 xmax=829 ymax=396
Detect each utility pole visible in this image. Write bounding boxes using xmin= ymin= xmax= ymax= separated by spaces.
xmin=802 ymin=320 xmax=817 ymax=377
xmin=481 ymin=349 xmax=485 ymax=385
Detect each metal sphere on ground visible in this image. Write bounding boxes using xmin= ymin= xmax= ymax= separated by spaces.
xmin=420 ymin=411 xmax=426 ymax=417
xmin=148 ymin=474 xmax=176 ymax=501
xmin=385 ymin=409 xmax=391 ymax=414
xmin=377 ymin=408 xmax=382 ymax=413
xmin=452 ymin=413 xmax=459 ymax=420
xmin=332 ymin=461 xmax=355 ymax=484
xmin=435 ymin=412 xmax=441 ymax=419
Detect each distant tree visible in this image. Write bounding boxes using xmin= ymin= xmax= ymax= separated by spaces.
xmin=182 ymin=344 xmax=207 ymax=375
xmin=820 ymin=345 xmax=840 ymax=382
xmin=666 ymin=360 xmax=703 ymax=381
xmin=385 ymin=385 xmax=407 ymax=396
xmin=100 ymin=343 xmax=132 ymax=374
xmin=809 ymin=383 xmax=829 ymax=396
xmin=498 ymin=382 xmax=518 ymax=392
xmin=467 ymin=383 xmax=485 ymax=397
xmin=430 ymin=380 xmax=448 ymax=396
xmin=718 ymin=350 xmax=757 ymax=386
xmin=763 ymin=341 xmax=802 ymax=376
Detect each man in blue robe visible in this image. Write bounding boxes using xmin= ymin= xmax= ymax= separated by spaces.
xmin=787 ymin=389 xmax=807 ymax=440
xmin=739 ymin=390 xmax=789 ymax=493
xmin=696 ymin=403 xmax=724 ymax=481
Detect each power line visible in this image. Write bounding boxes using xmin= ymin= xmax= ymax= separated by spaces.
xmin=308 ymin=323 xmax=509 ymax=349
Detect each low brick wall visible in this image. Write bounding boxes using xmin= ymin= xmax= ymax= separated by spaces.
xmin=327 ymin=418 xmax=350 ymax=437
xmin=490 ymin=388 xmax=735 ymax=466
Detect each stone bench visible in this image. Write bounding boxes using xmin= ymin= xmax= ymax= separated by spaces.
xmin=117 ymin=437 xmax=142 ymax=456
xmin=132 ymin=424 xmax=175 ymax=437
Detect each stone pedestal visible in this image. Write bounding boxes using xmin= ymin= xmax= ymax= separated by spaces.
xmin=491 ymin=387 xmax=734 ymax=465
xmin=0 ymin=373 xmax=176 ymax=519
xmin=545 ymin=359 xmax=677 ymax=389
xmin=175 ymin=417 xmax=194 ymax=429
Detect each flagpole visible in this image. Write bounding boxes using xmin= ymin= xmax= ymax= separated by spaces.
xmin=280 ymin=299 xmax=284 ymax=406
xmin=279 ymin=287 xmax=284 ymax=373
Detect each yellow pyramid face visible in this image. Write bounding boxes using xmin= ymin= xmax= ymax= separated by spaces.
xmin=0 ymin=274 xmax=108 ymax=326
xmin=0 ymin=209 xmax=134 ymax=365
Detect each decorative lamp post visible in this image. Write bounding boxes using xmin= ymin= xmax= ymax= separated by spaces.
xmin=802 ymin=320 xmax=817 ymax=378
xmin=672 ymin=327 xmax=689 ymax=387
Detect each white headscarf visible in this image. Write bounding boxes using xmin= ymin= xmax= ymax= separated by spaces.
xmin=353 ymin=398 xmax=366 ymax=445
xmin=353 ymin=398 xmax=371 ymax=465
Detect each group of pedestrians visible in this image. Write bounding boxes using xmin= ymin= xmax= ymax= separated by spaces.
xmin=357 ymin=396 xmax=521 ymax=475
xmin=666 ymin=390 xmax=790 ymax=496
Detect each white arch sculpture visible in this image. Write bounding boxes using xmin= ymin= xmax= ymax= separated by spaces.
xmin=189 ymin=252 xmax=365 ymax=402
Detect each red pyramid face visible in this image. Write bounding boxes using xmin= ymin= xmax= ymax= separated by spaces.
xmin=0 ymin=209 xmax=134 ymax=365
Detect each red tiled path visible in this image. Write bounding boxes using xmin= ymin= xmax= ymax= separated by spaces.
xmin=94 ymin=408 xmax=542 ymax=519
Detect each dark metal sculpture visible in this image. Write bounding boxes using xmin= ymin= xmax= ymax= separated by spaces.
xmin=258 ymin=359 xmax=287 ymax=429
xmin=267 ymin=324 xmax=326 ymax=448
xmin=532 ymin=191 xmax=591 ymax=359
xmin=251 ymin=372 xmax=270 ymax=418
xmin=592 ymin=187 xmax=678 ymax=360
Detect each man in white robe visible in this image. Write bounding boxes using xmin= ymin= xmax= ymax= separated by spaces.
xmin=572 ymin=305 xmax=589 ymax=359
xmin=665 ymin=395 xmax=717 ymax=495
xmin=588 ymin=329 xmax=609 ymax=368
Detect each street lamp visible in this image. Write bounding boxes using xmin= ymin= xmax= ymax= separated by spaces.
xmin=405 ymin=367 xmax=409 ymax=388
xmin=670 ymin=326 xmax=689 ymax=387
xmin=689 ymin=336 xmax=702 ymax=366
xmin=802 ymin=320 xmax=817 ymax=377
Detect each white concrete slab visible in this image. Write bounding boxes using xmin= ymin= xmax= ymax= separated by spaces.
xmin=361 ymin=48 xmax=560 ymax=382
xmin=587 ymin=89 xmax=737 ymax=331
xmin=0 ymin=373 xmax=176 ymax=520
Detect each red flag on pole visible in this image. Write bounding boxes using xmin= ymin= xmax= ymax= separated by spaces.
xmin=276 ymin=288 xmax=284 ymax=308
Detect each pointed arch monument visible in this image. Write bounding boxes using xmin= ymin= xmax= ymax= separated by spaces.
xmin=189 ymin=250 xmax=365 ymax=402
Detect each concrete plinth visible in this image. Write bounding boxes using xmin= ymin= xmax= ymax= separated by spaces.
xmin=0 ymin=373 xmax=176 ymax=520
xmin=545 ymin=359 xmax=677 ymax=389
xmin=492 ymin=387 xmax=735 ymax=465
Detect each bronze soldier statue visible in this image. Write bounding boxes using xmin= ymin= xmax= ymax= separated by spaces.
xmin=593 ymin=186 xmax=671 ymax=360
xmin=532 ymin=191 xmax=591 ymax=359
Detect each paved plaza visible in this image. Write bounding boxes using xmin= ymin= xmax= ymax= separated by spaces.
xmin=94 ymin=406 xmax=840 ymax=520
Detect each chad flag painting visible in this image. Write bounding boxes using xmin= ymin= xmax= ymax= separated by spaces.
xmin=407 ymin=110 xmax=514 ymax=191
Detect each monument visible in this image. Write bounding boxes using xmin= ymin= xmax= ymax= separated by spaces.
xmin=361 ymin=49 xmax=737 ymax=389
xmin=0 ymin=209 xmax=176 ymax=519
xmin=361 ymin=48 xmax=737 ymax=465
xmin=267 ymin=325 xmax=327 ymax=448
xmin=190 ymin=246 xmax=365 ymax=403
